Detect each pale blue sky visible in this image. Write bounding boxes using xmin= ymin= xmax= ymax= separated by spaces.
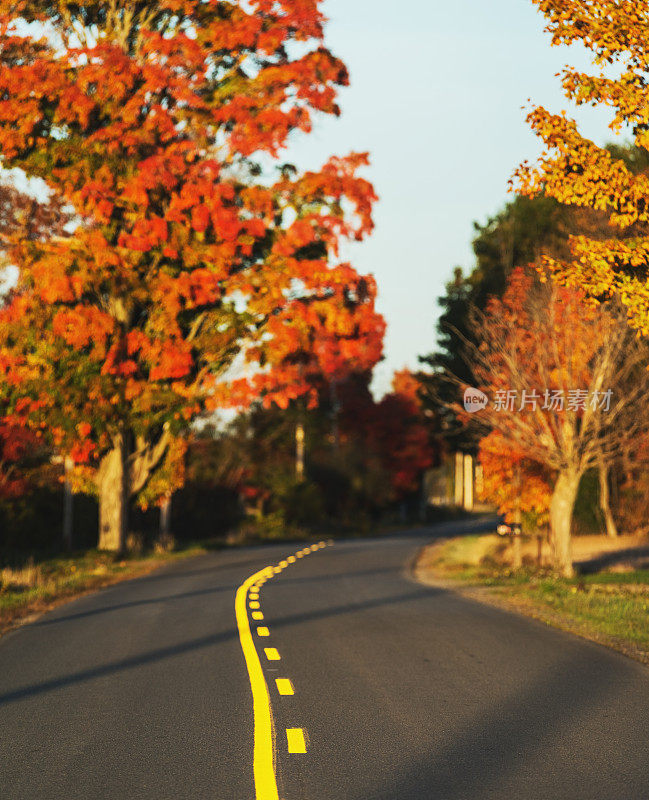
xmin=284 ymin=0 xmax=621 ymax=395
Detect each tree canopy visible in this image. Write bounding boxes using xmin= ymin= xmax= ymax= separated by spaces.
xmin=0 ymin=0 xmax=384 ymax=549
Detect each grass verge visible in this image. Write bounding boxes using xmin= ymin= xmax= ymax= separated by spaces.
xmin=416 ymin=535 xmax=649 ymax=665
xmin=0 ymin=543 xmax=219 ymax=638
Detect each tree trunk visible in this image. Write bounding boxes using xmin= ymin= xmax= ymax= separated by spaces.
xmin=156 ymin=494 xmax=175 ymax=552
xmin=598 ymin=455 xmax=618 ymax=538
xmin=549 ymin=468 xmax=581 ymax=578
xmin=98 ymin=432 xmax=128 ymax=553
xmin=160 ymin=495 xmax=171 ymax=538
xmin=512 ymin=534 xmax=522 ymax=569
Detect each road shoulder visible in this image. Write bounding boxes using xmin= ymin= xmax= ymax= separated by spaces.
xmin=413 ymin=539 xmax=649 ymax=667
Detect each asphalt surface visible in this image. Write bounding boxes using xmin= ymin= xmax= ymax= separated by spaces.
xmin=2 ymin=518 xmax=649 ymax=800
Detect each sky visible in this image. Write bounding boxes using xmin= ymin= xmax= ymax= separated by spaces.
xmin=283 ymin=0 xmax=622 ymax=396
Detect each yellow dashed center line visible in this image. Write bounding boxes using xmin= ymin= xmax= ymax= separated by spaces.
xmin=275 ymin=678 xmax=294 ymax=696
xmin=235 ymin=566 xmax=278 ymax=800
xmin=286 ymin=728 xmax=307 ymax=754
xmin=236 ymin=541 xmax=334 ymax=798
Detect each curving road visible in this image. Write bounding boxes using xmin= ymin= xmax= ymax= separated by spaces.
xmin=2 ymin=519 xmax=649 ymax=800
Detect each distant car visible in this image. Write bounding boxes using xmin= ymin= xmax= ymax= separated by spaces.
xmin=497 ymin=523 xmax=522 ymax=536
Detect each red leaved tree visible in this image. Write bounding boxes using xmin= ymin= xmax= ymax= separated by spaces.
xmin=338 ymin=370 xmax=434 ymax=503
xmin=0 ymin=0 xmax=380 ymax=550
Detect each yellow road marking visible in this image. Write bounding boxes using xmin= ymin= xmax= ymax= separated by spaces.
xmin=235 ymin=566 xmax=279 ymax=800
xmin=235 ymin=543 xmax=332 ymax=796
xmin=286 ymin=728 xmax=307 ymax=754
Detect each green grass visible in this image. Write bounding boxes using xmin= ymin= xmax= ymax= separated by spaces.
xmin=510 ymin=578 xmax=649 ymax=650
xmin=576 ymin=569 xmax=649 ymax=585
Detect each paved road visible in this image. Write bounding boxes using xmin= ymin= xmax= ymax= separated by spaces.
xmin=2 ymin=520 xmax=649 ymax=800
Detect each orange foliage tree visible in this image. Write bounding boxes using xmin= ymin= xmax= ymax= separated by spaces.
xmin=0 ymin=421 xmax=43 ymax=499
xmin=0 ymin=180 xmax=73 ymax=501
xmin=0 ymin=180 xmax=71 ymax=255
xmin=469 ymin=267 xmax=649 ymax=576
xmin=0 ymin=0 xmax=380 ymax=550
xmin=515 ymin=1 xmax=649 ymax=334
xmin=478 ymin=431 xmax=552 ymax=526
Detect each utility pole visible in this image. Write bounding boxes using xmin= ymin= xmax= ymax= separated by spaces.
xmin=329 ymin=380 xmax=340 ymax=451
xmin=454 ymin=452 xmax=464 ymax=507
xmin=63 ymin=455 xmax=73 ymax=551
xmin=160 ymin=494 xmax=171 ymax=541
xmin=463 ymin=454 xmax=474 ymax=511
xmin=295 ymin=422 xmax=305 ymax=481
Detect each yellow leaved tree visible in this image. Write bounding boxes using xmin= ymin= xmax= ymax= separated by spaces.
xmin=515 ymin=1 xmax=649 ymax=334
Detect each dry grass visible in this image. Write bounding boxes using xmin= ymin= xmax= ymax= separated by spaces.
xmin=502 ymin=532 xmax=649 ymax=570
xmin=1 ymin=560 xmax=47 ymax=591
xmin=0 ymin=545 xmax=209 ymax=638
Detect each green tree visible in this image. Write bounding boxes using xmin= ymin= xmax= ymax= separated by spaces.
xmin=420 ymin=194 xmax=568 ymax=450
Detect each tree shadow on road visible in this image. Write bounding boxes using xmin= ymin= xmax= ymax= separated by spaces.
xmin=350 ymin=647 xmax=649 ymax=800
xmin=0 ymin=585 xmax=440 ymax=707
